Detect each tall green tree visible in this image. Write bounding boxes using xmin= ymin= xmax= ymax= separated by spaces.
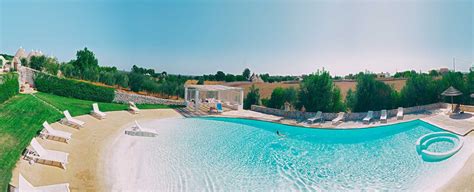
xmin=297 ymin=70 xmax=344 ymax=112
xmin=215 ymin=71 xmax=226 ymax=81
xmin=440 ymin=72 xmax=469 ymax=104
xmin=29 ymin=55 xmax=47 ymax=70
xmin=197 ymin=77 xmax=204 ymax=85
xmin=352 ymin=74 xmax=397 ymax=112
xmin=345 ymin=89 xmax=356 ymax=111
xmin=114 ymin=72 xmax=129 ymax=88
xmin=225 ymin=74 xmax=236 ymax=82
xmin=20 ymin=58 xmax=28 ymax=67
xmin=99 ymin=71 xmax=116 ymax=86
xmin=60 ymin=61 xmax=76 ymax=78
xmin=400 ymin=73 xmax=439 ymax=107
xmin=243 ymin=84 xmax=260 ymax=109
xmin=242 ymin=68 xmax=251 ymax=80
xmin=73 ymin=47 xmax=99 ymax=80
xmin=468 ymin=71 xmax=474 ymax=105
xmin=43 ymin=57 xmax=60 ymax=75
xmin=429 ymin=70 xmax=439 ymax=77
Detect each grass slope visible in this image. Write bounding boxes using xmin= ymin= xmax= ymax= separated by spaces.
xmin=0 ymin=92 xmax=180 ymax=190
xmin=0 ymin=95 xmax=62 ymax=190
xmin=34 ymin=92 xmax=181 ymax=116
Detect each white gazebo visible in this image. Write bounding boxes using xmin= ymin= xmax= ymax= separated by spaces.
xmin=184 ymin=85 xmax=244 ymax=111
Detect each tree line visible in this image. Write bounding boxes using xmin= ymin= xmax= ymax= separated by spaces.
xmin=245 ymin=70 xmax=474 ymax=112
xmin=21 ymin=48 xmax=186 ymax=98
xmin=22 ymin=48 xmax=303 ymax=99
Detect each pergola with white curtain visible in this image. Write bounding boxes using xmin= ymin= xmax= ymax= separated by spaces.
xmin=184 ymin=85 xmax=244 ymax=111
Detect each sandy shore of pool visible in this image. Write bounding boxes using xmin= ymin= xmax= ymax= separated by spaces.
xmin=10 ymin=109 xmax=181 ymax=191
xmin=438 ymin=132 xmax=474 ymax=192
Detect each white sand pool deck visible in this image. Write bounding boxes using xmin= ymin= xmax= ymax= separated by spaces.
xmin=421 ymin=109 xmax=474 ymax=136
xmin=10 ymin=108 xmax=474 ymax=191
xmin=10 ymin=109 xmax=181 ymax=191
xmin=220 ymin=109 xmax=473 ymax=135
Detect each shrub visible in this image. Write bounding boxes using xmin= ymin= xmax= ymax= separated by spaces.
xmin=0 ymin=73 xmax=19 ymax=103
xmin=244 ymin=84 xmax=260 ymax=109
xmin=35 ymin=73 xmax=115 ymax=102
xmin=297 ymin=70 xmax=344 ymax=112
xmin=268 ymin=87 xmax=297 ymax=109
xmin=128 ymin=72 xmax=145 ymax=92
xmin=261 ymin=98 xmax=270 ymax=107
xmin=399 ymin=73 xmax=439 ymax=107
xmin=114 ymin=72 xmax=129 ymax=88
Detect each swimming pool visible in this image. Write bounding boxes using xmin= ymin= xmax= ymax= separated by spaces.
xmin=106 ymin=117 xmax=472 ymax=191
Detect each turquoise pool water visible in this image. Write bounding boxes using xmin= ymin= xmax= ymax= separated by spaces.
xmin=108 ymin=117 xmax=469 ymax=191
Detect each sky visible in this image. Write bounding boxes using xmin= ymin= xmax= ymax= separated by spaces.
xmin=1 ymin=0 xmax=473 ymax=76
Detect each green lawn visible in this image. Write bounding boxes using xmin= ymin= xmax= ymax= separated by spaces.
xmin=34 ymin=92 xmax=181 ymax=117
xmin=0 ymin=92 xmax=181 ymax=190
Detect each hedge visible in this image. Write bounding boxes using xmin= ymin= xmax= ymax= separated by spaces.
xmin=35 ymin=73 xmax=115 ymax=102
xmin=0 ymin=73 xmax=19 ymax=103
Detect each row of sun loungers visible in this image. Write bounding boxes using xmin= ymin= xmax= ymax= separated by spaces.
xmin=307 ymin=107 xmax=404 ymax=125
xmin=19 ymin=102 xmax=141 ymax=191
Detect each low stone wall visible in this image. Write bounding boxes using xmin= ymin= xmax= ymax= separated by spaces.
xmin=461 ymin=105 xmax=474 ymax=112
xmin=251 ymin=103 xmax=447 ymax=121
xmin=19 ymin=66 xmax=39 ymax=87
xmin=113 ymin=91 xmax=186 ymax=106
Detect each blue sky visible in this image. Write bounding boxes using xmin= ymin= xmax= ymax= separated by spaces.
xmin=1 ymin=0 xmax=472 ymax=76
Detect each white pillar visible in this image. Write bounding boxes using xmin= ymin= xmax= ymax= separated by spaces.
xmin=184 ymin=87 xmax=188 ymax=107
xmin=239 ymin=89 xmax=244 ymax=110
xmin=195 ymin=90 xmax=200 ymax=111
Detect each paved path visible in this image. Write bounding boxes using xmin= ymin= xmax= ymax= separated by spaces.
xmin=421 ymin=109 xmax=474 ymax=136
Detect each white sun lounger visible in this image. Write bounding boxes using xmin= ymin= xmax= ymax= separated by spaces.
xmin=91 ymin=103 xmax=106 ymax=119
xmin=128 ymin=101 xmax=140 ymax=114
xmin=380 ymin=110 xmax=387 ymax=123
xmin=332 ymin=112 xmax=345 ymax=125
xmin=124 ymin=120 xmax=158 ymax=137
xmin=18 ymin=174 xmax=70 ymax=192
xmin=40 ymin=121 xmax=72 ymax=143
xmin=61 ymin=110 xmax=84 ymax=128
xmin=397 ymin=107 xmax=404 ymax=120
xmin=133 ymin=120 xmax=157 ymax=133
xmin=307 ymin=111 xmax=323 ymax=124
xmin=25 ymin=138 xmax=69 ymax=169
xmin=363 ymin=111 xmax=373 ymax=124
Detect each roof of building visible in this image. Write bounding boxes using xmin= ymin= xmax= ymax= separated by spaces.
xmin=250 ymin=73 xmax=264 ymax=83
xmin=184 ymin=85 xmax=242 ymax=91
xmin=15 ymin=47 xmax=26 ymax=58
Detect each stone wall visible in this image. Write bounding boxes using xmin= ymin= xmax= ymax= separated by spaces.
xmin=461 ymin=105 xmax=474 ymax=112
xmin=113 ymin=91 xmax=186 ymax=106
xmin=251 ymin=103 xmax=447 ymax=121
xmin=18 ymin=66 xmax=39 ymax=87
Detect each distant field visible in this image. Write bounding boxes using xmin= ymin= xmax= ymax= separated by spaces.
xmin=225 ymin=79 xmax=407 ymax=100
